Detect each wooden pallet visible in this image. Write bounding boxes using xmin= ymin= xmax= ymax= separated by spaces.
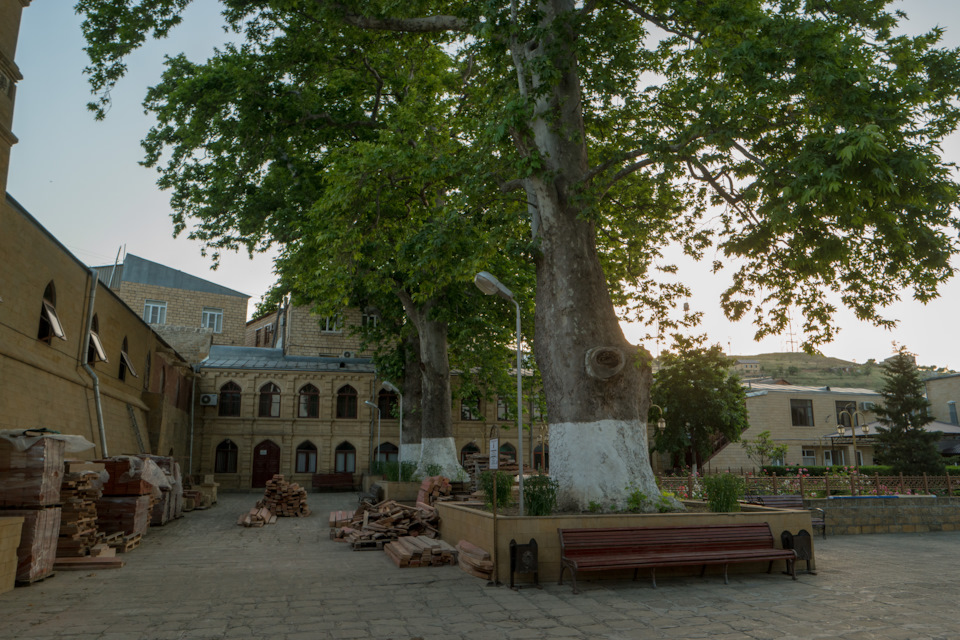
xmin=15 ymin=570 xmax=56 ymax=585
xmin=351 ymin=539 xmax=386 ymax=551
xmin=116 ymin=533 xmax=142 ymax=553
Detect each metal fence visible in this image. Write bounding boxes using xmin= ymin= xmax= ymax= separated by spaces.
xmin=656 ymin=472 xmax=960 ymax=498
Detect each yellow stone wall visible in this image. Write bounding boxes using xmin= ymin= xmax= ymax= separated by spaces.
xmin=926 ymin=375 xmax=960 ymax=425
xmin=116 ymin=281 xmax=248 ymax=346
xmin=707 ymin=388 xmax=880 ymax=473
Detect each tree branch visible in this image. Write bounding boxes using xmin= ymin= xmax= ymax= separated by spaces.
xmin=321 ymin=2 xmax=469 ymax=32
xmin=614 ymin=1 xmax=701 ymax=43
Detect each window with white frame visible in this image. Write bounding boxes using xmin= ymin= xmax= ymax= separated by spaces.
xmin=201 ymin=307 xmax=223 ymax=333
xmin=361 ymin=312 xmax=379 ymax=328
xmin=802 ymin=449 xmax=816 ymax=466
xmin=497 ymin=397 xmax=513 ymax=421
xmin=143 ymin=300 xmax=167 ymax=324
xmin=320 ymin=315 xmax=342 ymax=332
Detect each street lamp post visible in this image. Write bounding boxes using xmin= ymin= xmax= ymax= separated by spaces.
xmin=474 ymin=271 xmax=525 ymax=516
xmin=382 ymin=381 xmax=403 ymax=467
xmin=364 ymin=400 xmax=381 ymax=473
xmin=836 ymin=409 xmax=869 ymax=479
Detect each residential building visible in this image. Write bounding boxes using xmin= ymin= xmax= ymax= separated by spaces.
xmin=93 ymin=254 xmax=250 ymax=362
xmin=701 ymin=383 xmax=882 ymax=473
xmin=925 ymin=373 xmax=960 ymax=427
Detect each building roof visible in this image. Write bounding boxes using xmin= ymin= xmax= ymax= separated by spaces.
xmin=92 ymin=254 xmax=249 ymax=299
xmin=743 ymin=382 xmax=880 ymax=396
xmin=200 ymin=345 xmax=376 ymax=373
xmin=824 ymin=420 xmax=960 ymax=439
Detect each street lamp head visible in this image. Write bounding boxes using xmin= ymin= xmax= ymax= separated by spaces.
xmin=836 ymin=424 xmax=846 ymax=436
xmin=474 ymin=271 xmax=514 ymax=302
xmin=861 ymin=422 xmax=870 ymax=436
xmin=657 ymin=417 xmax=666 ymax=433
xmin=364 ymin=400 xmax=378 ymax=411
xmin=381 ymin=381 xmax=400 ymax=394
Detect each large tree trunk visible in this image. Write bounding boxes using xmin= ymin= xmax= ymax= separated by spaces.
xmin=519 ymin=0 xmax=661 ymax=510
xmin=400 ymin=330 xmax=422 ymax=465
xmin=396 ymin=291 xmax=465 ymax=479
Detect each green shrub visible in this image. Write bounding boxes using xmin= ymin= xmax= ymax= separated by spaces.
xmin=625 ymin=485 xmax=649 ymax=513
xmin=375 ymin=461 xmax=418 ymax=482
xmin=523 ymin=473 xmax=558 ymax=516
xmin=479 ymin=470 xmax=513 ymax=508
xmin=423 ymin=462 xmax=444 ymax=477
xmin=703 ymin=473 xmax=744 ymax=512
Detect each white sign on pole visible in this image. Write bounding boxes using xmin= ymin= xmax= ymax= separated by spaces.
xmin=489 ymin=438 xmax=499 ymax=470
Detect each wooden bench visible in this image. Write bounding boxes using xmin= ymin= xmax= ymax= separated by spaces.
xmin=312 ymin=472 xmax=357 ymax=492
xmin=744 ymin=495 xmax=826 ymax=539
xmin=557 ymin=523 xmax=797 ymax=594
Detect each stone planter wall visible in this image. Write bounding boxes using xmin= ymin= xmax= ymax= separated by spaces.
xmin=807 ymin=496 xmax=960 ymax=535
xmin=379 ymin=481 xmax=420 ymax=503
xmin=436 ymin=502 xmax=811 ymax=585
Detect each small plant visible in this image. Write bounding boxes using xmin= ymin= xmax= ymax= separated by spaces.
xmin=587 ymin=501 xmax=603 ymax=513
xmin=423 ymin=462 xmax=444 ymax=477
xmin=656 ymin=492 xmax=675 ymax=513
xmin=703 ymin=473 xmax=745 ymax=512
xmin=479 ymin=470 xmax=513 ymax=508
xmin=625 ymin=485 xmax=649 ymax=513
xmin=524 ymin=473 xmax=559 ymax=516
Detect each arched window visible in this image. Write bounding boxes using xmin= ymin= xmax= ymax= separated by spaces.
xmin=118 ymin=337 xmax=138 ymax=381
xmin=336 ymin=385 xmax=358 ymax=419
xmin=296 ymin=441 xmax=318 ymax=473
xmin=375 ymin=442 xmax=398 ymax=463
xmin=215 ymin=439 xmax=238 ymax=473
xmin=499 ymin=442 xmax=517 ymax=462
xmin=298 ymin=384 xmax=320 ymax=418
xmin=378 ymin=388 xmax=399 ymax=417
xmin=86 ymin=314 xmax=108 ymax=364
xmin=37 ymin=281 xmax=66 ymax=342
xmin=219 ymin=381 xmax=241 ymax=416
xmin=259 ymin=382 xmax=281 ymax=417
xmin=335 ymin=441 xmax=356 ymax=473
xmin=460 ymin=442 xmax=481 ymax=465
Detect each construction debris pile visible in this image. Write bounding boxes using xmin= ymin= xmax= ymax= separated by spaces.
xmin=455 ymin=540 xmax=494 ymax=581
xmin=416 ymin=475 xmax=455 ymax=505
xmin=237 ymin=474 xmax=310 ymax=527
xmin=384 ymin=536 xmax=459 ymax=568
xmin=330 ymin=500 xmax=441 ymax=549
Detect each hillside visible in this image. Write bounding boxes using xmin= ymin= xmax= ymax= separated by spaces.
xmin=731 ymin=352 xmax=954 ymax=391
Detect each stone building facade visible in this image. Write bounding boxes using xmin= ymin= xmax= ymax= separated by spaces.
xmin=701 ymin=383 xmax=881 ymax=473
xmin=93 ymin=254 xmax=250 ymax=360
xmin=925 ymin=374 xmax=960 ymax=427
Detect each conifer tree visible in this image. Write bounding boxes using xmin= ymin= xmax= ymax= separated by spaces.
xmin=873 ymin=347 xmax=944 ymax=476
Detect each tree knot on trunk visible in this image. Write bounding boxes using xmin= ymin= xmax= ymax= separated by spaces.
xmin=584 ymin=347 xmax=626 ymax=381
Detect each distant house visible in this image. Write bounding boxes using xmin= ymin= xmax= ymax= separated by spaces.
xmin=925 ymin=373 xmax=960 ymax=427
xmin=702 ymin=383 xmax=882 ymax=472
xmin=92 ymin=254 xmax=250 ymax=361
xmin=733 ymin=359 xmax=762 ymax=376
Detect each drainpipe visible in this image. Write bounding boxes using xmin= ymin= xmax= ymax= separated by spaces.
xmin=189 ymin=364 xmax=198 ymax=475
xmin=81 ymin=269 xmax=108 ymax=457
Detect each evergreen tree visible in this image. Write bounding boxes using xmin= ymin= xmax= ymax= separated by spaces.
xmin=873 ymin=347 xmax=944 ymax=475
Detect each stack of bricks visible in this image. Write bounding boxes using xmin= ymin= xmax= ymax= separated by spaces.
xmin=0 ymin=436 xmax=65 ymax=584
xmin=95 ymin=458 xmax=154 ymax=538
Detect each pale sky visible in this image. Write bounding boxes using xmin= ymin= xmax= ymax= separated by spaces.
xmin=8 ymin=1 xmax=960 ymax=369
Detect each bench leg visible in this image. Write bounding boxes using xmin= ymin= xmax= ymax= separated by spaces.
xmin=633 ymin=568 xmax=639 ymax=582
xmin=558 ymin=564 xmax=567 ymax=586
xmin=570 ymin=570 xmax=580 ymax=595
xmin=788 ymin=558 xmax=797 ymax=581
xmin=650 ymin=568 xmax=657 ymax=589
xmin=723 ymin=564 xmax=729 ymax=585
xmin=700 ymin=564 xmax=707 ymax=578
xmin=767 ymin=561 xmax=774 ymax=574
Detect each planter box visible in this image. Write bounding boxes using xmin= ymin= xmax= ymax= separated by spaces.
xmin=379 ymin=481 xmax=421 ymax=503
xmin=437 ymin=502 xmax=813 ymax=584
xmin=0 ymin=517 xmax=24 ymax=595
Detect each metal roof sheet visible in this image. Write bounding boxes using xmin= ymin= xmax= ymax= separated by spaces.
xmin=200 ymin=345 xmax=376 ymax=372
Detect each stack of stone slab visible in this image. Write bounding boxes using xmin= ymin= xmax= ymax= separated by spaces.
xmin=0 ymin=436 xmax=65 ymax=584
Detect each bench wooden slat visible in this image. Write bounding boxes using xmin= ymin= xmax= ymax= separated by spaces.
xmin=558 ymin=523 xmax=797 ymax=593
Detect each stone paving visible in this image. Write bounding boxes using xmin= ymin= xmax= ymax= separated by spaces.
xmin=3 ymin=492 xmax=959 ymax=639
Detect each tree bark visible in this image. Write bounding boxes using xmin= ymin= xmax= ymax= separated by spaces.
xmin=396 ymin=290 xmax=465 ymax=479
xmin=400 ymin=330 xmax=422 ymax=465
xmin=520 ymin=0 xmax=660 ymax=510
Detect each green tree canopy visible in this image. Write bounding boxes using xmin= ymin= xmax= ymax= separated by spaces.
xmin=650 ymin=335 xmax=749 ymax=473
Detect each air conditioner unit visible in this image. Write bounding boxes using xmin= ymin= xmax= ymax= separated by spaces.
xmin=859 ymin=401 xmax=876 ymax=412
xmin=341 ymin=351 xmax=353 ymax=359
xmin=199 ymin=393 xmax=218 ymax=406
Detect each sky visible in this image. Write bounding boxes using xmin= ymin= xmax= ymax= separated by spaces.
xmin=8 ymin=1 xmax=960 ymax=369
